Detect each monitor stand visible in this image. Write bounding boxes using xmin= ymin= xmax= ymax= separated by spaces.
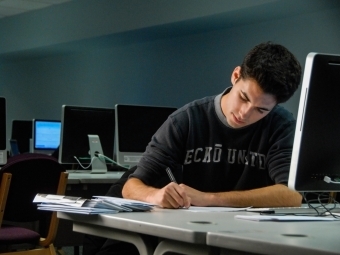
xmin=0 ymin=150 xmax=7 ymax=165
xmin=88 ymin=134 xmax=107 ymax=174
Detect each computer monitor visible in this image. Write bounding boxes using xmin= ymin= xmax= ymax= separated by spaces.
xmin=59 ymin=105 xmax=115 ymax=173
xmin=115 ymin=104 xmax=177 ymax=168
xmin=288 ymin=52 xmax=340 ymax=192
xmin=9 ymin=139 xmax=20 ymax=156
xmin=0 ymin=97 xmax=7 ymax=165
xmin=11 ymin=120 xmax=32 ymax=154
xmin=32 ymin=119 xmax=61 ymax=155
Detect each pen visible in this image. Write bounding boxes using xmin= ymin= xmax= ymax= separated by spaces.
xmin=165 ymin=167 xmax=178 ymax=184
xmin=166 ymin=167 xmax=189 ymax=209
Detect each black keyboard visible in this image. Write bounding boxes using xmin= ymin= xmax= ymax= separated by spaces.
xmin=246 ymin=207 xmax=332 ymax=214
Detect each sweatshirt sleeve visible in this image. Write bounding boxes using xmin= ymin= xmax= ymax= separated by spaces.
xmin=129 ymin=112 xmax=186 ymax=187
xmin=266 ymin=116 xmax=296 ymax=185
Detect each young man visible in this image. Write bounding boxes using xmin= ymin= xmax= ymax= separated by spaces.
xmin=122 ymin=42 xmax=303 ymax=208
xmin=83 ymin=42 xmax=302 ymax=255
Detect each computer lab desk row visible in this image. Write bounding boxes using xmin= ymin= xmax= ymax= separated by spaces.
xmin=66 ymin=171 xmax=126 ymax=184
xmin=58 ymin=209 xmax=340 ymax=255
xmin=54 ymin=171 xmax=126 ymax=249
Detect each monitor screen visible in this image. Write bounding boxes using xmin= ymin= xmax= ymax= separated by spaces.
xmin=288 ymin=53 xmax=340 ymax=192
xmin=11 ymin=120 xmax=32 ymax=154
xmin=59 ymin=105 xmax=115 ymax=173
xmin=32 ymin=119 xmax=61 ymax=155
xmin=115 ymin=104 xmax=177 ymax=168
xmin=0 ymin=97 xmax=7 ymax=165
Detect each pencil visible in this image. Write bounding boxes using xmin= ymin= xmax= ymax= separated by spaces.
xmin=165 ymin=167 xmax=178 ymax=184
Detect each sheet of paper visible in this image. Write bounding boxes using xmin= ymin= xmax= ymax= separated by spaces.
xmin=235 ymin=214 xmax=339 ymax=221
xmin=184 ymin=206 xmax=250 ymax=212
xmin=38 ymin=204 xmax=118 ymax=215
xmin=33 ymin=193 xmax=87 ymax=207
xmin=93 ymin=196 xmax=156 ymax=211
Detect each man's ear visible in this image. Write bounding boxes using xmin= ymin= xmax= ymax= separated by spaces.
xmin=231 ymin=66 xmax=241 ymax=85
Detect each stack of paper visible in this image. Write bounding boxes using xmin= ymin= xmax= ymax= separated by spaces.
xmin=33 ymin=194 xmax=155 ymax=215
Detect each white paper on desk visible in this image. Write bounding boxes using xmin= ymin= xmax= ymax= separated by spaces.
xmin=33 ymin=193 xmax=87 ymax=207
xmin=235 ymin=215 xmax=339 ymax=221
xmin=184 ymin=206 xmax=251 ymax=212
xmin=38 ymin=204 xmax=118 ymax=215
xmin=93 ymin=196 xmax=156 ymax=212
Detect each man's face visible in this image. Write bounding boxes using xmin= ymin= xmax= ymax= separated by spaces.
xmin=221 ymin=67 xmax=277 ymax=128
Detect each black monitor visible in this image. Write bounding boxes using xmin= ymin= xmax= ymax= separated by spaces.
xmin=0 ymin=97 xmax=6 ymax=165
xmin=11 ymin=120 xmax=32 ymax=154
xmin=9 ymin=139 xmax=20 ymax=156
xmin=288 ymin=53 xmax=340 ymax=192
xmin=59 ymin=105 xmax=115 ymax=173
xmin=115 ymin=104 xmax=177 ymax=168
xmin=32 ymin=119 xmax=61 ymax=155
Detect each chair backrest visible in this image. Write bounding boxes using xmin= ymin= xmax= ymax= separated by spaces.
xmin=0 ymin=153 xmax=67 ymax=224
xmin=0 ymin=173 xmax=11 ymax=224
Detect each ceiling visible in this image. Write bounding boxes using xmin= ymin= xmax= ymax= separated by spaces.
xmin=0 ymin=0 xmax=74 ymax=19
xmin=1 ymin=0 xmax=340 ymax=59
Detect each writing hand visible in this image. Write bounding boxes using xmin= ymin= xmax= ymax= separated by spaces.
xmin=153 ymin=182 xmax=191 ymax=209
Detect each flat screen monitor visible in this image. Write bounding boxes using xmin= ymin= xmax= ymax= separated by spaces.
xmin=115 ymin=104 xmax=177 ymax=168
xmin=11 ymin=120 xmax=32 ymax=154
xmin=9 ymin=139 xmax=20 ymax=156
xmin=32 ymin=119 xmax=61 ymax=155
xmin=59 ymin=105 xmax=115 ymax=173
xmin=0 ymin=97 xmax=6 ymax=165
xmin=288 ymin=52 xmax=340 ymax=192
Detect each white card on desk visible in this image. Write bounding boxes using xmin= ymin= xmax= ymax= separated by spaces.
xmin=235 ymin=215 xmax=338 ymax=221
xmin=185 ymin=206 xmax=251 ymax=212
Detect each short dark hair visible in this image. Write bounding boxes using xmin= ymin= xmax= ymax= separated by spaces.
xmin=240 ymin=42 xmax=302 ymax=103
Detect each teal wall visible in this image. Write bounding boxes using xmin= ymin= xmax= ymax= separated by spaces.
xmin=1 ymin=0 xmax=340 ymax=146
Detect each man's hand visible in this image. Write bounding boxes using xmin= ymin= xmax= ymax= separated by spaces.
xmin=152 ymin=182 xmax=191 ymax=209
xmin=122 ymin=178 xmax=191 ymax=209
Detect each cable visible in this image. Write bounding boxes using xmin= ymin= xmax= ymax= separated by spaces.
xmin=73 ymin=156 xmax=96 ymax=169
xmin=303 ymin=192 xmax=340 ymax=219
xmin=74 ymin=153 xmax=130 ymax=170
xmin=96 ymin=153 xmax=130 ymax=169
xmin=324 ymin=176 xmax=340 ymax=184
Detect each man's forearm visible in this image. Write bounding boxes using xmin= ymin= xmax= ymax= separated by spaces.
xmin=123 ymin=178 xmax=302 ymax=208
xmin=202 ymin=184 xmax=302 ymax=207
xmin=122 ymin=177 xmax=157 ymax=203
xmin=122 ymin=177 xmax=191 ymax=208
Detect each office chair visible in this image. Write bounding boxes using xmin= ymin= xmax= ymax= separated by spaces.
xmin=0 ymin=173 xmax=11 ymax=227
xmin=0 ymin=153 xmax=68 ymax=255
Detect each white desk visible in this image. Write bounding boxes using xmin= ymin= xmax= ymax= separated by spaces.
xmin=58 ymin=209 xmax=340 ymax=255
xmin=206 ymin=214 xmax=340 ymax=255
xmin=58 ymin=209 xmax=217 ymax=255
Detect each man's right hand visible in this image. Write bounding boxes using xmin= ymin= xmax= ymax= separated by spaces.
xmin=122 ymin=178 xmax=191 ymax=209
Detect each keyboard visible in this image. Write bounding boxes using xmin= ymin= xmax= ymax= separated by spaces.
xmin=246 ymin=207 xmax=331 ymax=214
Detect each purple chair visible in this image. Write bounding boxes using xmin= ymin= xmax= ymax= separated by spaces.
xmin=0 ymin=153 xmax=68 ymax=255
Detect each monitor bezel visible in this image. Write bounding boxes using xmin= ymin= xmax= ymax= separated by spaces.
xmin=288 ymin=52 xmax=340 ymax=192
xmin=0 ymin=97 xmax=7 ymax=165
xmin=11 ymin=119 xmax=32 ymax=154
xmin=58 ymin=105 xmax=116 ymax=173
xmin=32 ymin=119 xmax=61 ymax=152
xmin=115 ymin=104 xmax=177 ymax=168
